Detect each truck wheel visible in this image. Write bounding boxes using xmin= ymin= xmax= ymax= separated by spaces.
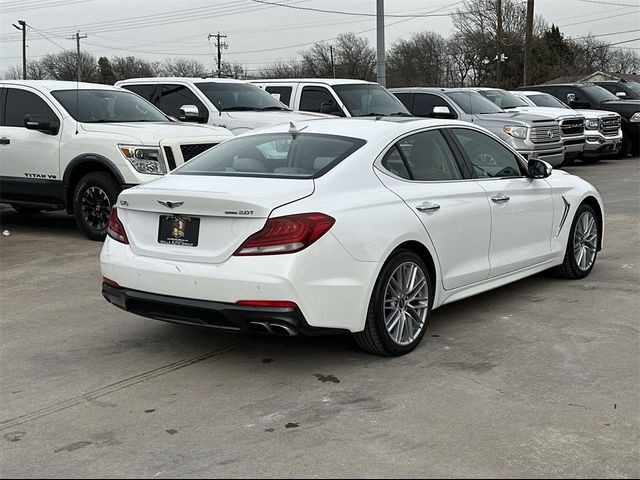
xmin=11 ymin=205 xmax=43 ymax=214
xmin=73 ymin=172 xmax=120 ymax=241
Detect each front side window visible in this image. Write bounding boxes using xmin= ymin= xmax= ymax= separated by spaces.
xmin=174 ymin=133 xmax=365 ymax=179
xmin=333 ymin=83 xmax=410 ymax=117
xmin=157 ymin=84 xmax=208 ymax=120
xmin=196 ymin=82 xmax=288 ymax=112
xmin=451 ymin=128 xmax=525 ymax=178
xmin=413 ymin=93 xmax=456 ymax=118
xmin=122 ymin=84 xmax=157 ymax=102
xmin=300 ymin=86 xmax=343 ymax=115
xmin=4 ymin=88 xmax=57 ymax=127
xmin=52 ymin=89 xmax=168 ymax=123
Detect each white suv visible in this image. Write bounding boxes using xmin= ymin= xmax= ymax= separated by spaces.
xmin=0 ymin=80 xmax=233 ymax=240
xmin=115 ymin=77 xmax=328 ymax=135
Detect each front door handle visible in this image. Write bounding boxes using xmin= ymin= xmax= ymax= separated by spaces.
xmin=0 ymin=137 xmax=10 ymax=145
xmin=416 ymin=202 xmax=441 ymax=212
xmin=491 ymin=195 xmax=510 ymax=204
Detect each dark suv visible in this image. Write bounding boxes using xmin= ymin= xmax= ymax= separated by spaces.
xmin=595 ymin=81 xmax=640 ymax=101
xmin=517 ymin=83 xmax=640 ymax=156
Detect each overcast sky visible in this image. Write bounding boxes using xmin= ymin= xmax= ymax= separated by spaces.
xmin=1 ymin=0 xmax=639 ymax=76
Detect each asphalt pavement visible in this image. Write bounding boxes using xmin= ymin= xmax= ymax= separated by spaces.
xmin=1 ymin=157 xmax=638 ymax=478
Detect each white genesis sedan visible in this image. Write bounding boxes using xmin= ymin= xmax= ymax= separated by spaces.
xmin=101 ymin=118 xmax=603 ymax=356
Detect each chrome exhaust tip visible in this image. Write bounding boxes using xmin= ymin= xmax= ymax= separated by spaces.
xmin=248 ymin=321 xmax=273 ymax=334
xmin=269 ymin=323 xmax=298 ymax=336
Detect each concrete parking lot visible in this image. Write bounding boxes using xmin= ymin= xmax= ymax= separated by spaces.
xmin=1 ymin=157 xmax=638 ymax=478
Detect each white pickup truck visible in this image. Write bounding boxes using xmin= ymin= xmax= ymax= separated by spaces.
xmin=0 ymin=80 xmax=233 ymax=240
xmin=251 ymin=78 xmax=411 ymax=118
xmin=116 ymin=77 xmax=328 ymax=135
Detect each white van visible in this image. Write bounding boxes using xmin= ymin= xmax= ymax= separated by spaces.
xmin=116 ymin=77 xmax=328 ymax=135
xmin=251 ymin=78 xmax=411 ymax=118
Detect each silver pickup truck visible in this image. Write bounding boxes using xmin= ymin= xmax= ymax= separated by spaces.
xmin=390 ymin=87 xmax=565 ymax=167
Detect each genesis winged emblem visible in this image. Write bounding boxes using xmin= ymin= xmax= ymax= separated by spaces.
xmin=158 ymin=200 xmax=184 ymax=209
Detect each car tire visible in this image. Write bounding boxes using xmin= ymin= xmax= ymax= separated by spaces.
xmin=554 ymin=203 xmax=599 ymax=279
xmin=11 ymin=205 xmax=43 ymax=214
xmin=73 ymin=172 xmax=120 ymax=241
xmin=354 ymin=250 xmax=433 ymax=356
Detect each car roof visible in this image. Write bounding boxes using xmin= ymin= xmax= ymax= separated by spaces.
xmin=116 ymin=77 xmax=249 ymax=84
xmin=514 ymin=90 xmax=549 ymax=96
xmin=250 ymin=78 xmax=378 ymax=86
xmin=250 ymin=117 xmax=477 ymax=140
xmin=0 ymin=80 xmax=123 ymax=92
xmin=389 ymin=87 xmax=478 ymax=95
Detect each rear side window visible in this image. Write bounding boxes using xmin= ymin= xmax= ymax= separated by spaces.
xmin=157 ymin=84 xmax=208 ymax=121
xmin=4 ymin=88 xmax=57 ymax=127
xmin=396 ymin=130 xmax=462 ymax=181
xmin=265 ymin=86 xmax=292 ymax=106
xmin=175 ymin=133 xmax=366 ymax=179
xmin=122 ymin=84 xmax=156 ymax=102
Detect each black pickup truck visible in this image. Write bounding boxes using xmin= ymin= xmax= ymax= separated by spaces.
xmin=517 ymin=83 xmax=640 ymax=157
xmin=595 ymin=80 xmax=640 ymax=100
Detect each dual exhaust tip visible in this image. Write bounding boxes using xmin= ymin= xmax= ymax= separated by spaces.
xmin=248 ymin=321 xmax=298 ymax=336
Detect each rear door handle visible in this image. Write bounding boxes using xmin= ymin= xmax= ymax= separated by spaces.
xmin=0 ymin=137 xmax=9 ymax=145
xmin=416 ymin=202 xmax=441 ymax=212
xmin=491 ymin=195 xmax=510 ymax=203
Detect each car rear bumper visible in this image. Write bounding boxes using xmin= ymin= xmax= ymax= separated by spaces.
xmin=102 ymin=283 xmax=345 ymax=336
xmin=100 ymin=234 xmax=379 ymax=333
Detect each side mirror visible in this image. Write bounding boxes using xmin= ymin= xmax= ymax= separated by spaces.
xmin=270 ymin=93 xmax=281 ymax=101
xmin=616 ymin=91 xmax=627 ymax=98
xmin=431 ymin=106 xmax=457 ymax=119
xmin=24 ymin=114 xmax=59 ymax=135
xmin=178 ymin=104 xmax=202 ymax=122
xmin=528 ymin=158 xmax=552 ymax=179
xmin=566 ymin=93 xmax=576 ymax=104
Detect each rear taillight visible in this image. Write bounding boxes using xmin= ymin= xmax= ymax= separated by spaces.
xmin=107 ymin=207 xmax=129 ymax=244
xmin=234 ymin=213 xmax=335 ymax=256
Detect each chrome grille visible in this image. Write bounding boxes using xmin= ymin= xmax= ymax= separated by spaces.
xmin=180 ymin=143 xmax=217 ymax=162
xmin=559 ymin=118 xmax=585 ymax=137
xmin=530 ymin=125 xmax=562 ymax=143
xmin=600 ymin=116 xmax=620 ymax=136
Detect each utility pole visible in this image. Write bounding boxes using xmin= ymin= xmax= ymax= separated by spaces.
xmin=68 ymin=30 xmax=87 ymax=81
xmin=208 ymin=32 xmax=228 ymax=78
xmin=523 ymin=0 xmax=535 ymax=86
xmin=12 ymin=20 xmax=26 ymax=79
xmin=330 ymin=45 xmax=335 ymax=79
xmin=376 ymin=0 xmax=385 ymax=86
xmin=496 ymin=0 xmax=503 ymax=88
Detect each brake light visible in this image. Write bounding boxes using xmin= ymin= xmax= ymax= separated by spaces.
xmin=102 ymin=276 xmax=120 ymax=287
xmin=234 ymin=213 xmax=335 ymax=256
xmin=107 ymin=207 xmax=129 ymax=244
xmin=236 ymin=300 xmax=298 ymax=309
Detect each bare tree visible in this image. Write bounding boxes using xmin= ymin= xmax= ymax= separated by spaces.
xmin=160 ymin=58 xmax=207 ymax=77
xmin=110 ymin=56 xmax=159 ymax=81
xmin=386 ymin=32 xmax=447 ymax=87
xmin=254 ymin=61 xmax=307 ymax=79
xmin=40 ymin=50 xmax=98 ymax=81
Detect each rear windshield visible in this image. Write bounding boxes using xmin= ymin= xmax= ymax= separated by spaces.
xmin=478 ymin=89 xmax=529 ymax=109
xmin=174 ymin=132 xmax=366 ymax=179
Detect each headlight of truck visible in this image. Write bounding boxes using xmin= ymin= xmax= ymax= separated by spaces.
xmin=503 ymin=125 xmax=528 ymax=139
xmin=119 ymin=145 xmax=166 ymax=175
xmin=585 ymin=119 xmax=599 ymax=129
xmin=630 ymin=112 xmax=640 ymax=122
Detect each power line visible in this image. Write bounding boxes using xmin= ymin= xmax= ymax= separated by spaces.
xmin=572 ymin=28 xmax=640 ymax=40
xmin=574 ymin=0 xmax=640 ymax=7
xmin=248 ymin=0 xmax=466 ymax=18
xmin=0 ymin=0 xmax=96 ymax=14
xmin=559 ymin=10 xmax=640 ymax=28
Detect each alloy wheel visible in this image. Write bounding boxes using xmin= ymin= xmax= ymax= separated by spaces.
xmin=573 ymin=210 xmax=598 ymax=271
xmin=81 ymin=186 xmax=111 ymax=230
